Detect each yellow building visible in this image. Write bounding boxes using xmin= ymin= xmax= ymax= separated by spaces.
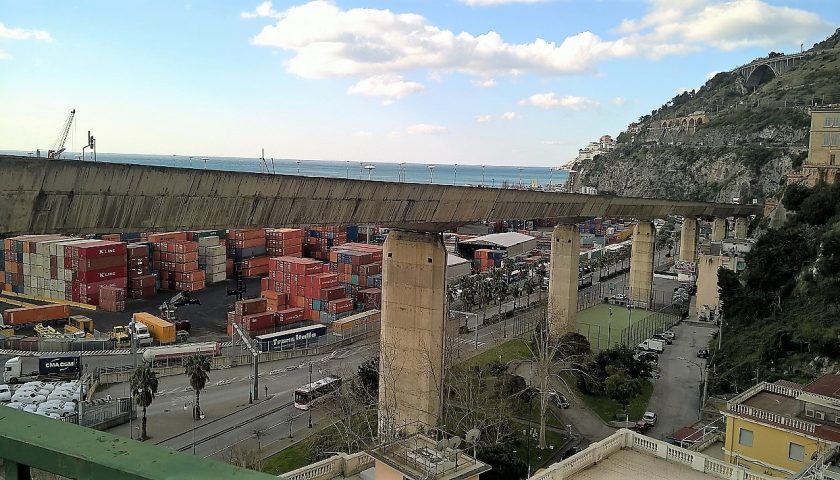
xmin=722 ymin=376 xmax=840 ymax=477
xmin=803 ymin=107 xmax=840 ymax=185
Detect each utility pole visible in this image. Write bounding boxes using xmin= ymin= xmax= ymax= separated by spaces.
xmin=308 ymin=363 xmax=313 ymax=428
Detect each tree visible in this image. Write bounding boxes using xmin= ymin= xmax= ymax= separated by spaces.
xmin=605 ymin=372 xmax=642 ymax=419
xmin=130 ymin=362 xmax=159 ymax=441
xmin=522 ymin=277 xmax=535 ymax=308
xmin=184 ymin=354 xmax=211 ymax=419
xmin=355 ymin=356 xmax=379 ymax=399
xmin=534 ymin=263 xmax=547 ymax=301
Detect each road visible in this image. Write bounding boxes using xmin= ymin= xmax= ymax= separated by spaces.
xmin=101 ymin=340 xmax=377 ymax=458
xmin=647 ymin=321 xmax=715 ymax=440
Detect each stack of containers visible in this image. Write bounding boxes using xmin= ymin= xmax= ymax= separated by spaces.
xmin=126 ymin=243 xmax=157 ymax=299
xmin=67 ymin=240 xmax=128 ymax=305
xmin=473 ymin=249 xmax=505 ymax=272
xmin=268 ymin=256 xmax=354 ymax=324
xmin=2 ymin=235 xmax=68 ymax=295
xmin=305 ymin=225 xmax=348 ymax=260
xmin=228 ymin=229 xmax=269 ymax=277
xmin=357 ymin=288 xmax=381 ymax=309
xmin=197 ymin=236 xmax=227 ymax=284
xmin=149 ymin=233 xmax=205 ymax=292
xmin=265 ymin=228 xmax=305 ymax=257
xmin=99 ymin=285 xmax=126 ymax=312
xmin=226 ymin=298 xmax=275 ymax=336
xmin=328 ymin=243 xmax=383 ymax=307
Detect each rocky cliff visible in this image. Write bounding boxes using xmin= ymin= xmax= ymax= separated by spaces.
xmin=575 ymin=28 xmax=840 ymax=203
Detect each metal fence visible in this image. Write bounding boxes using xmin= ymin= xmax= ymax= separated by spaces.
xmin=62 ymin=397 xmax=134 ymax=430
xmin=620 ymin=304 xmax=687 ymax=348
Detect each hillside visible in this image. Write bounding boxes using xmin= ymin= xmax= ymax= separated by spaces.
xmin=710 ymin=181 xmax=840 ymax=394
xmin=575 ymin=28 xmax=840 ymax=203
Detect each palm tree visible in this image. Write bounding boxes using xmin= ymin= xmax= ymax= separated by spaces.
xmin=184 ymin=354 xmax=211 ymax=419
xmin=522 ymin=277 xmax=535 ymax=308
xmin=534 ymin=263 xmax=547 ymax=301
xmin=130 ymin=362 xmax=159 ymax=441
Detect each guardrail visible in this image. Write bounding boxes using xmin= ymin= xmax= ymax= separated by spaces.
xmin=280 ymin=452 xmax=374 ymax=480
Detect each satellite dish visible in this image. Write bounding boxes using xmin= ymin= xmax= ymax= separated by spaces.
xmin=435 ymin=439 xmax=448 ymax=451
xmin=465 ymin=429 xmax=481 ymax=444
xmin=449 ymin=436 xmax=462 ymax=449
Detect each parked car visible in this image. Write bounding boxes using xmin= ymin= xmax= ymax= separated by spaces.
xmin=12 ymin=391 xmax=46 ymax=405
xmin=660 ymin=331 xmax=676 ymax=340
xmin=612 ymin=293 xmax=627 ymax=305
xmin=549 ymin=391 xmax=570 ymax=409
xmin=561 ymin=447 xmax=582 ymax=460
xmin=0 ymin=384 xmax=11 ymax=402
xmin=652 ymin=333 xmax=673 ymax=345
xmin=642 ymin=411 xmax=658 ymax=426
xmin=697 ymin=349 xmax=710 ymax=359
xmin=631 ymin=420 xmax=651 ymax=433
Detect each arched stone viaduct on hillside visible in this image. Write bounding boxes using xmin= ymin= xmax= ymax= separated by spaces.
xmin=736 ymin=52 xmax=811 ymax=89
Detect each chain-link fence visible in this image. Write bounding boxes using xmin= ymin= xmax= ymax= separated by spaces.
xmin=620 ymin=304 xmax=687 ymax=348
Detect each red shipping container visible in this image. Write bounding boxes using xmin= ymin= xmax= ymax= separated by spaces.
xmin=75 ymin=266 xmax=127 ymax=283
xmin=321 ymin=286 xmax=347 ymax=302
xmin=243 ymin=312 xmax=274 ymax=331
xmin=235 ymin=298 xmax=267 ymax=315
xmin=127 ymin=244 xmax=149 ymax=258
xmin=74 ymin=241 xmax=127 ymax=259
xmin=174 ymin=241 xmax=198 ymax=254
xmin=78 ymin=277 xmax=128 ymax=295
xmin=328 ymin=298 xmax=354 ymax=314
xmin=99 ymin=285 xmax=126 ymax=302
xmin=74 ymin=254 xmax=126 ymax=272
xmin=129 ymin=285 xmax=157 ymax=299
xmin=174 ymin=270 xmax=205 ymax=283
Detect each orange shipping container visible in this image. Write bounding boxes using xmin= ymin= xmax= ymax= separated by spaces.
xmin=3 ymin=304 xmax=71 ymax=325
xmin=133 ymin=312 xmax=176 ymax=343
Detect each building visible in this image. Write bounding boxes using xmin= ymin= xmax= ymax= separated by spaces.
xmin=527 ymin=428 xmax=774 ymax=480
xmin=722 ymin=377 xmax=840 ymax=477
xmin=446 ymin=253 xmax=471 ymax=283
xmin=695 ymin=241 xmax=751 ymax=320
xmin=802 ymin=106 xmax=840 ymax=185
xmin=280 ymin=432 xmax=490 ymax=480
xmin=456 ymin=232 xmax=538 ymax=259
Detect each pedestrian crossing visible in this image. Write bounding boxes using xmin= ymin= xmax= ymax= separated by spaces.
xmin=450 ymin=336 xmax=485 ymax=348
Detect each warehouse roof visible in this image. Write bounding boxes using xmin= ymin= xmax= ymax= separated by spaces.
xmin=446 ymin=254 xmax=470 ymax=266
xmin=459 ymin=232 xmax=535 ymax=249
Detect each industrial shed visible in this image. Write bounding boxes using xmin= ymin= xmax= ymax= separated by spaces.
xmin=456 ymin=232 xmax=538 ymax=259
xmin=446 ymin=253 xmax=471 ymax=283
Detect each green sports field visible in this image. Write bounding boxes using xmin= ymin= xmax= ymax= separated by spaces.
xmin=575 ymin=303 xmax=678 ymax=351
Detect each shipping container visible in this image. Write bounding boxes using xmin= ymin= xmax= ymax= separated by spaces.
xmin=132 ymin=312 xmax=176 ymax=344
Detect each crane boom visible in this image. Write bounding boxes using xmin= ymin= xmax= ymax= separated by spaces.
xmin=48 ymin=109 xmax=76 ymax=160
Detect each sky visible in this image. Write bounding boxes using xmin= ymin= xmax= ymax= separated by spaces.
xmin=0 ymin=0 xmax=837 ymax=167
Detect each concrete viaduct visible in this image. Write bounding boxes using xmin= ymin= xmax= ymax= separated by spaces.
xmin=735 ymin=52 xmax=810 ymax=88
xmin=0 ymin=155 xmax=761 ymax=437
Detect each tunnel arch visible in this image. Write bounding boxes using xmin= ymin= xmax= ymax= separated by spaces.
xmin=744 ymin=64 xmax=776 ymax=89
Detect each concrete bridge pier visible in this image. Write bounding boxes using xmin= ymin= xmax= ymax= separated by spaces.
xmin=734 ymin=216 xmax=749 ymax=239
xmin=679 ymin=218 xmax=698 ymax=263
xmin=547 ymin=223 xmax=580 ymax=336
xmin=378 ymin=230 xmax=446 ymax=436
xmin=711 ymin=217 xmax=727 ymax=242
xmin=629 ymin=221 xmax=655 ymax=308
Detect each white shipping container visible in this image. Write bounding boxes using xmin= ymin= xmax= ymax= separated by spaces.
xmin=207 ymin=271 xmax=227 ymax=284
xmin=198 ymin=236 xmax=220 ymax=247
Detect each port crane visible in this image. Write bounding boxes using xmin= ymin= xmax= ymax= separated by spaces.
xmin=47 ymin=109 xmax=76 ymax=160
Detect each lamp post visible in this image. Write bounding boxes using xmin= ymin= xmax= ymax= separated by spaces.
xmin=453 ymin=164 xmax=458 ymax=185
xmin=428 ymin=164 xmax=436 ymax=184
xmin=678 ymin=356 xmax=707 ymax=420
xmin=184 ymin=400 xmax=205 ymax=455
xmin=481 ymin=165 xmax=485 ymax=186
xmin=308 ymin=363 xmax=313 ymax=429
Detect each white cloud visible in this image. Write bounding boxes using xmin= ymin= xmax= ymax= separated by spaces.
xmin=347 ymin=74 xmax=425 ymax=104
xmin=387 ymin=131 xmax=401 ymax=138
xmin=610 ymin=96 xmax=626 ymax=105
xmin=406 ymin=124 xmax=448 ymax=135
xmin=518 ymin=92 xmax=599 ymax=110
xmin=0 ymin=22 xmax=52 ymax=42
xmin=476 ymin=114 xmax=493 ymax=123
xmin=459 ymin=0 xmax=546 ymax=6
xmin=500 ymin=111 xmax=518 ymax=120
xmin=0 ymin=49 xmax=10 ymax=60
xmin=472 ymin=78 xmax=496 ymax=88
xmin=250 ymin=1 xmax=650 ymax=81
xmin=617 ymin=0 xmax=831 ymax=51
xmin=241 ymin=1 xmax=279 ymax=19
xmin=352 ymin=130 xmax=373 ymax=137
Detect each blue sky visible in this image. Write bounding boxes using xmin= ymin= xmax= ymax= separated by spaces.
xmin=0 ymin=0 xmax=836 ymax=166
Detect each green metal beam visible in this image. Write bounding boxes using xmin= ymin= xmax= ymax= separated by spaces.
xmin=0 ymin=406 xmax=276 ymax=480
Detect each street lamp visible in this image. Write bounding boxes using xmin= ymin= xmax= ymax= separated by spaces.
xmin=184 ymin=400 xmax=205 ymax=455
xmin=308 ymin=363 xmax=313 ymax=429
xmin=296 ymin=160 xmax=301 ymax=175
xmin=678 ymin=356 xmax=707 ymax=420
xmin=428 ymin=164 xmax=436 ymax=184
xmin=481 ymin=165 xmax=486 ymax=186
xmin=453 ymin=164 xmax=458 ymax=185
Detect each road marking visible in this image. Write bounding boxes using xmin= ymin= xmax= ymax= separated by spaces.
xmin=451 ymin=337 xmax=486 ymax=347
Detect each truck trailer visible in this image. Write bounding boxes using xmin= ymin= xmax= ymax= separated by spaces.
xmin=3 ymin=355 xmax=82 ymax=383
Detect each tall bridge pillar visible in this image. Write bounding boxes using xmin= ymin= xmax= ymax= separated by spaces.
xmin=679 ymin=218 xmax=698 ymax=263
xmin=547 ymin=224 xmax=580 ymax=335
xmin=629 ymin=221 xmax=655 ymax=308
xmin=734 ymin=217 xmax=748 ymax=239
xmin=378 ymin=230 xmax=446 ymax=436
xmin=711 ymin=217 xmax=727 ymax=242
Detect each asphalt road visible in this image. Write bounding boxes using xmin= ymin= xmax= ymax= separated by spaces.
xmin=647 ymin=321 xmax=715 ymax=440
xmin=102 ymin=340 xmax=377 ymax=458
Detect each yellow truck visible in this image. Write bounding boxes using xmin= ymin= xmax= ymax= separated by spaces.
xmin=133 ymin=312 xmax=176 ymax=344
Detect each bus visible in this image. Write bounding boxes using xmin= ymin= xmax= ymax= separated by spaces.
xmin=294 ymin=376 xmax=342 ymax=410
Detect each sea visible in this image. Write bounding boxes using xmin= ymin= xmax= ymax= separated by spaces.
xmin=3 ymin=150 xmax=569 ymax=188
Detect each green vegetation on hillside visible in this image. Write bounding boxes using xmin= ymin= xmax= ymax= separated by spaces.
xmin=710 ymin=181 xmax=840 ymax=394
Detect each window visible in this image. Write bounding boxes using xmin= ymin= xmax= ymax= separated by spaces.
xmin=825 ymin=134 xmax=832 ymax=147
xmin=806 ymin=408 xmax=815 ymax=417
xmin=832 ymin=154 xmax=837 ymax=166
xmin=816 ymin=411 xmax=826 ymax=420
xmin=789 ymin=443 xmax=805 ymax=462
xmin=832 ymin=134 xmax=839 ymax=146
xmin=739 ymin=428 xmax=754 ymax=447
xmin=827 ymin=117 xmax=833 ymax=128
